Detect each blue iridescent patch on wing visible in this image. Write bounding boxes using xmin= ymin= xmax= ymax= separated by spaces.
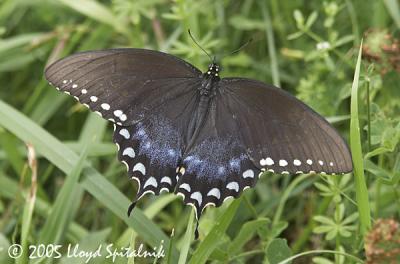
xmin=183 ymin=137 xmax=249 ymax=181
xmin=133 ymin=116 xmax=182 ymax=166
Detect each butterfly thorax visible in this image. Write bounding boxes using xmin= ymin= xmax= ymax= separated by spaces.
xmin=199 ymin=63 xmax=220 ymax=96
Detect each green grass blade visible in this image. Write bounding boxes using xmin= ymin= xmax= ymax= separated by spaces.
xmin=188 ymin=199 xmax=242 ymax=264
xmin=178 ymin=209 xmax=195 ymax=264
xmin=17 ymin=144 xmax=37 ymax=264
xmin=0 ymin=99 xmax=179 ymax=263
xmin=56 ymin=0 xmax=128 ymax=35
xmin=0 ymin=33 xmax=45 ymax=54
xmin=349 ymin=41 xmax=371 ymax=235
xmin=260 ymin=1 xmax=281 ymax=87
xmin=384 ymin=0 xmax=400 ymax=28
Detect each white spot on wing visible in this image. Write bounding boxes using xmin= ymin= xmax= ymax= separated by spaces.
xmin=161 ymin=176 xmax=172 ymax=185
xmin=132 ymin=163 xmax=145 ymax=175
xmin=179 ymin=183 xmax=191 ymax=192
xmin=143 ymin=177 xmax=157 ymax=189
xmin=90 ymin=96 xmax=98 ymax=102
xmin=114 ymin=110 xmax=123 ymax=117
xmin=279 ymin=159 xmax=288 ymax=167
xmin=226 ymin=182 xmax=239 ymax=192
xmin=119 ymin=129 xmax=130 ymax=139
xmin=242 ymin=169 xmax=254 ymax=178
xmin=190 ymin=192 xmax=202 ymax=205
xmin=265 ymin=157 xmax=274 ymax=165
xmin=319 ymin=160 xmax=324 ymax=165
xmin=260 ymin=157 xmax=274 ymax=166
xmin=101 ymin=103 xmax=110 ymax=110
xmin=294 ymin=159 xmax=301 ymax=166
xmin=122 ymin=147 xmax=135 ymax=158
xmin=120 ymin=114 xmax=127 ymax=121
xmin=207 ymin=188 xmax=220 ymax=199
xmin=81 ymin=89 xmax=87 ymax=94
xmin=307 ymin=159 xmax=313 ymax=165
xmin=72 ymin=84 xmax=78 ymax=88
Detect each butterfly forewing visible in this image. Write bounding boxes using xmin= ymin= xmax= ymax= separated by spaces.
xmin=219 ymin=77 xmax=353 ymax=175
xmin=44 ymin=49 xmax=202 ymax=125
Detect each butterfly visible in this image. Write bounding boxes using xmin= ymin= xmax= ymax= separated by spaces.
xmin=44 ymin=46 xmax=352 ymax=238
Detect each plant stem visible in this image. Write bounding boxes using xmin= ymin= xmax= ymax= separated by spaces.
xmin=260 ymin=1 xmax=281 ymax=87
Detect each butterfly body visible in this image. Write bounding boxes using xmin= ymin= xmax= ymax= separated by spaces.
xmin=45 ymin=48 xmax=352 ymax=237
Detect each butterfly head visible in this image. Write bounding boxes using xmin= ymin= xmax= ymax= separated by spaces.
xmin=206 ymin=63 xmax=221 ymax=78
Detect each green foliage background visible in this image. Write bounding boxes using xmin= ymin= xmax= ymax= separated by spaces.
xmin=0 ymin=0 xmax=399 ymax=263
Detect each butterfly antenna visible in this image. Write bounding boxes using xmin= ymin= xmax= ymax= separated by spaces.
xmin=188 ymin=29 xmax=213 ymax=63
xmin=218 ymin=38 xmax=253 ymax=60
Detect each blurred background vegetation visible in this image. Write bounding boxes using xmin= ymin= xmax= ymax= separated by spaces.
xmin=0 ymin=0 xmax=399 ymax=263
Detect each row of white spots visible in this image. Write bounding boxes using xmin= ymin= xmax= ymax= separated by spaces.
xmin=260 ymin=157 xmax=334 ymax=168
xmin=61 ymin=80 xmax=127 ymax=122
xmin=178 ymin=180 xmax=242 ymax=206
xmin=134 ymin=175 xmax=173 ymax=195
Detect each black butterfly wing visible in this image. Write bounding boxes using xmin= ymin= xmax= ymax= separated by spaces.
xmin=176 ymin=91 xmax=261 ymax=220
xmin=219 ymin=78 xmax=353 ymax=175
xmin=45 ymin=48 xmax=204 ymax=213
xmin=44 ymin=48 xmax=202 ymax=125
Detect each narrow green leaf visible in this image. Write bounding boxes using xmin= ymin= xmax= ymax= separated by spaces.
xmin=178 ymin=209 xmax=195 ymax=264
xmin=260 ymin=1 xmax=281 ymax=87
xmin=189 ymin=199 xmax=242 ymax=264
xmin=57 ymin=0 xmax=128 ymax=35
xmin=384 ymin=0 xmax=400 ymax=28
xmin=349 ymin=40 xmax=371 ymax=235
xmin=0 ymin=33 xmax=44 ymax=54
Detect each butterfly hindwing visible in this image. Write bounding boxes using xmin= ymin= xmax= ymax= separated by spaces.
xmin=113 ymin=116 xmax=183 ymax=203
xmin=175 ymin=98 xmax=261 ymax=219
xmin=219 ymin=78 xmax=353 ymax=175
